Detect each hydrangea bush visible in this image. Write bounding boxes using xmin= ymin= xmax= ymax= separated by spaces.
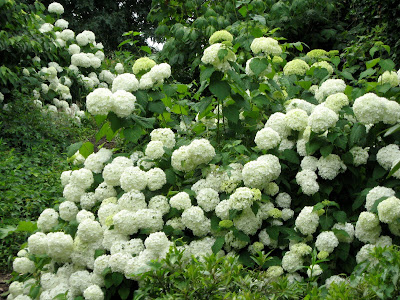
xmin=7 ymin=11 xmax=400 ymax=300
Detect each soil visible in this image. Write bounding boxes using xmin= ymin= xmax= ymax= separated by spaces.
xmin=0 ymin=273 xmax=11 ymax=300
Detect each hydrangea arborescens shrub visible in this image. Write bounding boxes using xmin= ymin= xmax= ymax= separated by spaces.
xmin=8 ymin=27 xmax=400 ymax=299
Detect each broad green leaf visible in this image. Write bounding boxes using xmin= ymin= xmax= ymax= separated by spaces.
xmin=131 ymin=115 xmax=155 ymax=128
xmin=349 ymin=123 xmax=366 ymax=148
xmin=376 ymin=83 xmax=391 ymax=93
xmin=333 ymin=211 xmax=347 ymax=223
xmin=238 ymin=6 xmax=247 ymax=17
xmin=384 ymin=123 xmax=400 ymax=137
xmin=252 ymin=94 xmax=269 ymax=107
xmin=209 ymin=80 xmax=231 ymax=100
xmin=319 ymin=215 xmax=334 ymax=230
xmin=387 ymin=160 xmax=400 ymax=178
xmin=366 ymin=58 xmax=380 ymax=69
xmin=359 ymin=68 xmax=376 ymax=80
xmin=200 ymin=66 xmax=215 ymax=83
xmin=250 ymin=58 xmax=268 ymax=76
xmin=265 ymin=226 xmax=279 ymax=240
xmin=352 ymin=188 xmax=372 ymax=211
xmin=379 ymin=59 xmax=395 ymax=71
xmin=295 ymin=81 xmax=312 ymax=90
xmin=67 ymin=142 xmax=83 ymax=158
xmin=96 ymin=122 xmax=112 ymax=143
xmin=108 ymin=112 xmax=122 ymax=132
xmin=124 ymin=126 xmax=142 ymax=143
xmin=313 ymin=202 xmax=325 ymax=211
xmin=282 ymin=149 xmax=300 ymax=164
xmin=337 ymin=243 xmax=350 ymax=261
xmin=369 ymin=46 xmax=379 ymax=57
xmin=79 ymin=142 xmax=94 ymax=159
xmin=233 ymin=228 xmax=251 ymax=243
xmin=112 ymin=272 xmax=124 ymax=286
xmin=148 ymin=101 xmax=166 ymax=114
xmin=373 ymin=165 xmax=386 ymax=180
xmin=223 ymin=105 xmax=239 ymax=123
xmin=140 ymin=45 xmax=152 ymax=54
xmin=320 ymin=144 xmax=333 ymax=157
xmin=212 ymin=236 xmax=225 ymax=254
xmin=118 ymin=284 xmax=130 ymax=300
xmin=331 ymin=56 xmax=340 ymax=67
xmin=217 ymin=48 xmax=228 ymax=61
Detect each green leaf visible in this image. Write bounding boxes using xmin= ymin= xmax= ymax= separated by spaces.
xmin=198 ymin=97 xmax=213 ymax=115
xmin=209 ymin=80 xmax=230 ymax=100
xmin=370 ymin=46 xmax=379 ymax=57
xmin=79 ymin=142 xmax=94 ymax=159
xmin=238 ymin=6 xmax=248 ymax=17
xmin=320 ymin=215 xmax=334 ymax=230
xmin=331 ymin=56 xmax=340 ymax=67
xmin=388 ymin=160 xmax=400 ymax=178
xmin=313 ymin=202 xmax=325 ymax=211
xmin=282 ymin=149 xmax=300 ymax=164
xmin=359 ymin=68 xmax=376 ymax=80
xmin=212 ymin=236 xmax=225 ymax=254
xmin=320 ymin=144 xmax=333 ymax=157
xmin=370 ymin=196 xmax=389 ymax=214
xmin=29 ymin=285 xmax=40 ymax=299
xmin=373 ymin=165 xmax=386 ymax=180
xmin=333 ymin=211 xmax=347 ymax=223
xmin=306 ymin=139 xmax=323 ymax=155
xmin=376 ymin=83 xmax=392 ymax=93
xmin=265 ymin=226 xmax=279 ymax=240
xmin=140 ymin=46 xmax=152 ymax=54
xmin=67 ymin=142 xmax=83 ymax=158
xmin=250 ymin=58 xmax=268 ymax=76
xmin=379 ymin=59 xmax=395 ymax=71
xmin=337 ymin=243 xmax=350 ymax=261
xmin=223 ymin=105 xmax=239 ymax=123
xmin=148 ymin=101 xmax=166 ymax=114
xmin=332 ymin=228 xmax=350 ymax=239
xmin=165 ymin=169 xmax=176 ymax=185
xmin=200 ymin=66 xmax=215 ymax=83
xmin=352 ymin=188 xmax=372 ymax=211
xmin=339 ymin=71 xmax=354 ymax=81
xmin=112 ymin=272 xmax=124 ymax=286
xmin=349 ymin=123 xmax=366 ymax=148
xmin=131 ymin=115 xmax=155 ymax=128
xmin=366 ymin=58 xmax=380 ymax=69
xmin=217 ymin=48 xmax=228 ymax=61
xmin=252 ymin=95 xmax=269 ymax=108
xmin=16 ymin=221 xmax=37 ymax=233
xmin=96 ymin=122 xmax=112 ymax=143
xmin=232 ymin=228 xmax=251 ymax=243
xmin=295 ymin=81 xmax=312 ymax=90
xmin=124 ymin=126 xmax=142 ymax=143
xmin=108 ymin=112 xmax=122 ymax=132
xmin=118 ymin=283 xmax=131 ymax=300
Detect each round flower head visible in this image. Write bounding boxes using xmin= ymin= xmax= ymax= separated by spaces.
xmin=250 ymin=37 xmax=282 ymax=56
xmin=118 ymin=190 xmax=146 ymax=212
xmin=115 ymin=63 xmax=124 ymax=74
xmin=295 ymin=206 xmax=319 ymax=235
xmin=120 ymin=166 xmax=147 ymax=191
xmin=317 ymin=154 xmax=346 ymax=180
xmin=311 ymin=61 xmax=333 ymax=74
xmin=283 ymin=59 xmax=310 ymax=76
xmin=83 ymin=285 xmax=104 ymax=300
xmin=47 ymin=232 xmax=74 ymax=261
xmin=76 ymin=219 xmax=103 ymax=243
xmin=285 ymin=99 xmax=315 ymax=115
xmin=254 ymin=127 xmax=281 ymax=150
xmin=300 ymin=156 xmax=318 ymax=172
xmin=69 ymin=168 xmax=94 ymax=190
xmin=48 ymin=2 xmax=64 ymax=14
xmin=233 ymin=207 xmax=262 ymax=235
xmin=145 ymin=141 xmax=165 ymax=159
xmin=59 ymin=201 xmax=78 ymax=221
xmin=132 ymin=57 xmax=156 ymax=74
xmin=150 ymin=128 xmax=176 ymax=149
xmin=315 ymin=231 xmax=339 ymax=253
xmin=28 ymin=232 xmax=48 ymax=255
xmin=366 ymin=186 xmax=395 ymax=211
xmin=355 ymin=211 xmax=381 ymax=243
xmin=86 ymin=88 xmax=113 ymax=116
xmin=209 ymin=30 xmax=233 ymax=44
xmin=285 ymin=109 xmax=308 ymax=131
xmin=306 ymin=49 xmax=329 ymax=59
xmin=315 ymin=79 xmax=346 ymax=102
xmin=229 ymin=187 xmax=254 ymax=210
xmin=196 ymin=188 xmax=220 ymax=212
xmin=378 ymin=71 xmax=399 ymax=87
xmin=170 ymin=192 xmax=192 ymax=210
xmin=308 ymin=105 xmax=338 ymax=133
xmin=148 ymin=195 xmax=170 ymax=215
xmin=144 ymin=232 xmax=171 ymax=253
xmin=352 ymin=93 xmax=386 ymax=124
xmin=376 ymin=144 xmax=400 ymax=170
xmin=146 ymin=168 xmax=167 ymax=191
xmin=111 ymin=90 xmax=136 ymax=118
xmin=307 ymin=264 xmax=323 ymax=277
xmin=282 ymin=251 xmax=303 ymax=273
xmin=324 ymin=93 xmax=349 ymax=113
xmin=112 ymin=73 xmax=139 ymax=93
xmin=201 ymin=43 xmax=236 ymax=71
xmin=265 ymin=112 xmax=291 ymax=139
xmin=332 ymin=222 xmax=355 ymax=243
xmin=13 ymin=257 xmax=35 ymax=274
xmin=350 ymin=146 xmax=369 ymax=167
xmin=377 ymin=196 xmax=400 ymax=224
xmin=37 ymin=208 xmax=59 ymax=232
xmin=275 ymin=192 xmax=291 ymax=208
xmin=103 ymin=156 xmax=133 ymax=186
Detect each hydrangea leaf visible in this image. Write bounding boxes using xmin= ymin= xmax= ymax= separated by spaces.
xmin=66 ymin=141 xmax=83 ymax=158
xmin=250 ymin=58 xmax=268 ymax=77
xmin=209 ymin=80 xmax=231 ymax=100
xmin=212 ymin=236 xmax=225 ymax=254
xmin=333 ymin=211 xmax=347 ymax=223
xmin=79 ymin=142 xmax=94 ymax=159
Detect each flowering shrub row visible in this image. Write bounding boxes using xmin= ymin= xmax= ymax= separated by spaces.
xmin=6 ymin=4 xmax=400 ymax=300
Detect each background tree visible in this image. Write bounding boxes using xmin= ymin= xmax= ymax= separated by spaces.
xmin=22 ymin=0 xmax=156 ymax=54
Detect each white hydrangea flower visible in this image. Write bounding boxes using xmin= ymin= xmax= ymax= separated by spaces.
xmin=99 ymin=70 xmax=116 ymax=85
xmin=275 ymin=192 xmax=291 ymax=208
xmin=300 ymin=156 xmax=318 ymax=171
xmin=350 ymin=146 xmax=369 ymax=167
xmin=377 ymin=196 xmax=400 ymax=224
xmin=307 ymin=264 xmax=323 ymax=277
xmin=265 ymin=112 xmax=291 ymax=139
xmin=315 ymin=79 xmax=346 ymax=102
xmin=80 ymin=192 xmax=97 ymax=210
xmin=60 ymin=170 xmax=72 ymax=186
xmin=94 ymin=182 xmax=117 ymax=202
xmin=146 ymin=168 xmax=167 ymax=191
xmin=115 ymin=63 xmax=124 ymax=74
xmin=196 ymin=188 xmax=220 ymax=212
xmin=283 ymin=59 xmax=310 ymax=76
xmin=13 ymin=257 xmax=35 ymax=274
xmin=144 ymin=232 xmax=171 ymax=254
xmin=315 ymin=231 xmax=339 ymax=253
xmin=229 ymin=187 xmax=254 ymax=211
xmin=120 ymin=166 xmax=147 ymax=191
xmin=355 ymin=212 xmax=381 ymax=244
xmin=308 ymin=105 xmax=338 ymax=133
xmin=250 ymin=37 xmax=282 ymax=56
xmin=47 ymin=232 xmax=74 ymax=261
xmin=113 ymin=210 xmax=138 ymax=235
xmin=324 ymin=93 xmax=349 ymax=113
xmin=325 ymin=275 xmax=347 ymax=289
xmin=201 ymin=43 xmax=236 ymax=72
xmin=317 ymin=154 xmax=346 ymax=180
xmin=356 ymin=244 xmax=375 ymax=264
xmin=242 ymin=155 xmax=281 ymax=189
xmin=233 ymin=208 xmax=262 ymax=235
xmin=254 ymin=127 xmax=281 ymax=150
xmin=285 ymin=109 xmax=308 ymax=131
xmin=86 ymin=88 xmax=113 ymax=116
xmin=112 ymin=73 xmax=139 ymax=93
xmin=39 ymin=23 xmax=54 ymax=33
xmin=366 ymin=186 xmax=396 ymax=211
xmin=134 ymin=209 xmax=164 ymax=232
xmin=48 ymin=2 xmax=64 ymax=14
xmin=285 ymin=98 xmax=315 ymax=115
xmin=295 ymin=206 xmax=319 ymax=235
xmin=103 ymin=156 xmax=133 ymax=186
xmin=37 ymin=208 xmax=59 ymax=232
xmin=145 ymin=141 xmax=165 ymax=159
xmin=111 ymin=90 xmax=136 ymax=118
xmin=55 ymin=19 xmax=69 ymax=29
xmin=148 ymin=195 xmax=170 ymax=215
xmin=170 ymin=192 xmax=192 ymax=210
xmin=76 ymin=209 xmax=95 ymax=223
xmin=376 ymin=144 xmax=400 ymax=170
xmin=83 ymin=285 xmax=104 ymax=300
xmin=378 ymin=71 xmax=399 ymax=87
xmin=295 ymin=169 xmax=319 ymax=195
xmin=28 ymin=232 xmax=48 ymax=255
xmin=69 ymin=168 xmax=94 ymax=190
xmin=214 ymin=199 xmax=231 ymax=220
xmin=76 ymin=219 xmax=103 ymax=243
xmin=352 ymin=93 xmax=386 ymax=124
xmin=59 ymin=201 xmax=78 ymax=221
xmin=282 ymin=251 xmax=303 ymax=273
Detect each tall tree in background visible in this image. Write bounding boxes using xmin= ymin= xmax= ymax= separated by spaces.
xmin=23 ymin=0 xmax=155 ymax=54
